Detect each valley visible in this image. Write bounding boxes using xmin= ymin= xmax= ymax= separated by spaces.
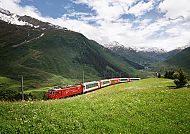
xmin=0 ymin=2 xmax=190 ymax=134
xmin=0 ymin=9 xmax=190 ymax=95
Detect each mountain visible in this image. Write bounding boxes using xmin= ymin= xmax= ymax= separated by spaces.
xmin=0 ymin=7 xmax=65 ymax=30
xmin=165 ymin=47 xmax=190 ymax=76
xmin=0 ymin=9 xmax=142 ymax=87
xmin=106 ymin=43 xmax=163 ymax=67
xmin=107 ymin=42 xmax=184 ymax=68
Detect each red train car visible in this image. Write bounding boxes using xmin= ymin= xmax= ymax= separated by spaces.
xmin=47 ymin=84 xmax=83 ymax=99
xmin=109 ymin=78 xmax=120 ymax=85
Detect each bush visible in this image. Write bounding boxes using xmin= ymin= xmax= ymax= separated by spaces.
xmin=164 ymin=71 xmax=168 ymax=78
xmin=0 ymin=89 xmax=20 ymax=101
xmin=17 ymin=93 xmax=37 ymax=101
xmin=164 ymin=71 xmax=174 ymax=79
xmin=174 ymin=69 xmax=188 ymax=88
xmin=0 ymin=89 xmax=36 ymax=101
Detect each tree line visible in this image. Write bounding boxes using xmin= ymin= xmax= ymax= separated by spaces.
xmin=163 ymin=69 xmax=188 ymax=88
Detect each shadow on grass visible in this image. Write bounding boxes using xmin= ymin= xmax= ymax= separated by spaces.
xmin=167 ymin=86 xmax=177 ymax=89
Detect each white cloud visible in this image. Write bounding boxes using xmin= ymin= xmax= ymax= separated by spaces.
xmin=0 ymin=0 xmax=190 ymax=51
xmin=159 ymin=0 xmax=190 ymax=20
xmin=128 ymin=0 xmax=155 ymax=16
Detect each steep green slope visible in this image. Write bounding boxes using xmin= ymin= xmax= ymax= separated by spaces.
xmin=165 ymin=47 xmax=190 ymax=76
xmin=0 ymin=21 xmax=138 ymax=86
xmin=0 ymin=76 xmax=19 ymax=91
xmin=0 ymin=78 xmax=190 ymax=133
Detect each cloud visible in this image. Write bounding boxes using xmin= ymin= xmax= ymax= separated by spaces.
xmin=0 ymin=0 xmax=190 ymax=51
xmin=159 ymin=0 xmax=190 ymax=20
xmin=128 ymin=0 xmax=155 ymax=16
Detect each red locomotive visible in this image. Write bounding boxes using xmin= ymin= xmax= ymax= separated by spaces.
xmin=47 ymin=77 xmax=140 ymax=99
xmin=48 ymin=84 xmax=83 ymax=99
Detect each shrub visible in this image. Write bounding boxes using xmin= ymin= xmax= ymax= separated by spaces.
xmin=164 ymin=71 xmax=168 ymax=78
xmin=174 ymin=69 xmax=188 ymax=88
xmin=0 ymin=89 xmax=36 ymax=101
xmin=168 ymin=71 xmax=175 ymax=79
xmin=164 ymin=71 xmax=174 ymax=79
xmin=0 ymin=89 xmax=20 ymax=101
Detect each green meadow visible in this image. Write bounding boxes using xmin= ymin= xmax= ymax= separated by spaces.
xmin=0 ymin=78 xmax=190 ymax=133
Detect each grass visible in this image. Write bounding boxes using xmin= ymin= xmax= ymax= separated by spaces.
xmin=0 ymin=78 xmax=190 ymax=133
xmin=24 ymin=87 xmax=52 ymax=100
xmin=0 ymin=76 xmax=19 ymax=91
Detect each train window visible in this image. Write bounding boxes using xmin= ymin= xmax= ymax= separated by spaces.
xmin=102 ymin=81 xmax=109 ymax=85
xmin=48 ymin=91 xmax=57 ymax=94
xmin=86 ymin=83 xmax=98 ymax=89
xmin=48 ymin=91 xmax=53 ymax=94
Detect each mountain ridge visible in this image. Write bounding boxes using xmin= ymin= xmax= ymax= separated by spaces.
xmin=0 ymin=7 xmax=66 ymax=30
xmin=0 ymin=11 xmax=143 ymax=87
xmin=106 ymin=42 xmax=186 ymax=67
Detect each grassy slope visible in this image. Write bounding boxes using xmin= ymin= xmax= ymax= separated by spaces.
xmin=0 ymin=21 xmax=138 ymax=87
xmin=0 ymin=78 xmax=190 ymax=133
xmin=0 ymin=76 xmax=19 ymax=91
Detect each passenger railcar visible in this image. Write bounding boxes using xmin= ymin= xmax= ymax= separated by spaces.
xmin=130 ymin=78 xmax=141 ymax=81
xmin=83 ymin=81 xmax=100 ymax=93
xmin=100 ymin=79 xmax=110 ymax=88
xmin=109 ymin=78 xmax=120 ymax=85
xmin=119 ymin=78 xmax=131 ymax=83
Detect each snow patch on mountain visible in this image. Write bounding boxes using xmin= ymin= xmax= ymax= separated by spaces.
xmin=133 ymin=47 xmax=166 ymax=53
xmin=0 ymin=7 xmax=31 ymax=26
xmin=105 ymin=41 xmax=167 ymax=53
xmin=0 ymin=8 xmax=67 ymax=30
xmin=177 ymin=45 xmax=190 ymax=50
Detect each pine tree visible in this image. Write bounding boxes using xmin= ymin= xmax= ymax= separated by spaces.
xmin=174 ymin=69 xmax=188 ymax=88
xmin=164 ymin=71 xmax=168 ymax=78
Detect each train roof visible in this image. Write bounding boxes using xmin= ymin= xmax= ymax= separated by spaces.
xmin=49 ymin=84 xmax=83 ymax=91
xmin=83 ymin=81 xmax=99 ymax=85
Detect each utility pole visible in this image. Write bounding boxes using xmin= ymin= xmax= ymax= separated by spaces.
xmin=21 ymin=75 xmax=24 ymax=101
xmin=82 ymin=71 xmax=85 ymax=83
xmin=28 ymin=31 xmax=30 ymax=37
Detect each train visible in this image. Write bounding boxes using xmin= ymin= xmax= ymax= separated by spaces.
xmin=47 ymin=77 xmax=141 ymax=99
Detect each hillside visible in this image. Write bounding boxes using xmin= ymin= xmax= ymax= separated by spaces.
xmin=0 ymin=78 xmax=190 ymax=133
xmin=0 ymin=76 xmax=19 ymax=91
xmin=165 ymin=47 xmax=190 ymax=76
xmin=0 ymin=20 xmax=139 ymax=87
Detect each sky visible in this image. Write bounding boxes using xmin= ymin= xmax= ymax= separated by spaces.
xmin=0 ymin=0 xmax=190 ymax=51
